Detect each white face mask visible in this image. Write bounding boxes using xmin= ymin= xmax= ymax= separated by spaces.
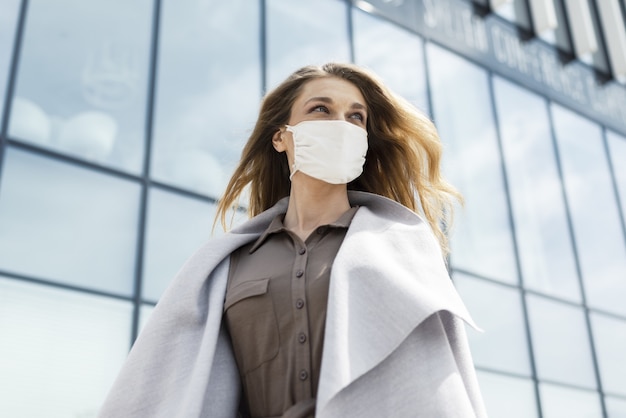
xmin=285 ymin=120 xmax=368 ymax=184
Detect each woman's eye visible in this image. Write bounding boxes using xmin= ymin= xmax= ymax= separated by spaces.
xmin=311 ymin=105 xmax=329 ymax=113
xmin=351 ymin=113 xmax=365 ymax=121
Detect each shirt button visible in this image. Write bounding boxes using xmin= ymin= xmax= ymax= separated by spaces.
xmin=295 ymin=270 xmax=304 ymax=278
xmin=299 ymin=370 xmax=309 ymax=381
xmin=298 ymin=248 xmax=306 ymax=255
xmin=296 ymin=299 xmax=304 ymax=309
xmin=316 ymin=226 xmax=326 ymax=234
xmin=298 ymin=333 xmax=307 ymax=343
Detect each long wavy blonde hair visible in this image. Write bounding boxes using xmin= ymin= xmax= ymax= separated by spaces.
xmin=216 ymin=63 xmax=461 ymax=255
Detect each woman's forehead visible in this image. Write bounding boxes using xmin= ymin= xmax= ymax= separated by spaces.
xmin=296 ymin=77 xmax=366 ymax=106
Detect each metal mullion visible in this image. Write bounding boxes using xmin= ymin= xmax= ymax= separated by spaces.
xmin=422 ymin=39 xmax=449 ymax=271
xmin=150 ymin=180 xmax=219 ymax=205
xmin=601 ymin=128 xmax=626 ymax=259
xmin=604 ymin=389 xmax=626 ymax=400
xmin=260 ymin=0 xmax=267 ymax=95
xmin=474 ymin=365 xmax=535 ymax=381
xmin=588 ymin=306 xmax=626 ymax=322
xmin=546 ymin=101 xmax=608 ymax=417
xmin=451 ymin=267 xmax=522 ymax=291
xmin=129 ymin=0 xmax=162 ymax=346
xmin=347 ymin=0 xmax=355 ymax=64
xmin=10 ymin=135 xmax=226 ymax=205
xmin=0 ymin=268 xmax=133 ymax=303
xmin=141 ymin=298 xmax=159 ymax=307
xmin=451 ymin=265 xmax=596 ymax=310
xmin=6 ymin=138 xmax=143 ymax=183
xmin=0 ymin=0 xmax=29 ymax=195
xmin=8 ymin=138 xmax=230 ymax=208
xmin=539 ymin=376 xmax=606 ymax=393
xmin=524 ymin=288 xmax=587 ymax=308
xmin=486 ymin=71 xmax=543 ymax=418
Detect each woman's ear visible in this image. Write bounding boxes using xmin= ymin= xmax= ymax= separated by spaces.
xmin=272 ymin=128 xmax=287 ymax=152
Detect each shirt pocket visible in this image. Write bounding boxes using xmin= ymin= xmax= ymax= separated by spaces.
xmin=224 ymin=277 xmax=280 ymax=375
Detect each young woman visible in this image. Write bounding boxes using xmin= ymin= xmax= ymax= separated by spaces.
xmin=99 ymin=63 xmax=487 ymax=418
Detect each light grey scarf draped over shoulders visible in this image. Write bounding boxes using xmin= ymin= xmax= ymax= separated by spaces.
xmin=99 ymin=191 xmax=488 ymax=418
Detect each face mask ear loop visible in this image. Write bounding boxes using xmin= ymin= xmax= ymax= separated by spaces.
xmin=289 ymin=166 xmax=297 ymax=181
xmin=284 ymin=125 xmax=298 ymax=181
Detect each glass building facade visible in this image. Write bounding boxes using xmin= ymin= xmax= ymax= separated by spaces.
xmin=0 ymin=0 xmax=625 ymax=416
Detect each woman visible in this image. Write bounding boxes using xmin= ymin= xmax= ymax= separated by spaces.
xmin=99 ymin=63 xmax=486 ymax=418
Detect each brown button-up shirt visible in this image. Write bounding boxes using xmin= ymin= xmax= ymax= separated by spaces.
xmin=224 ymin=207 xmax=358 ymax=418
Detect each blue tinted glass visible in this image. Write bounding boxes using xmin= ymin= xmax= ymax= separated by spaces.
xmin=606 ymin=396 xmax=626 ymax=418
xmin=0 ymin=277 xmax=132 ymax=417
xmin=353 ymin=0 xmax=420 ymax=32
xmin=266 ymin=0 xmax=350 ymax=88
xmin=454 ymin=273 xmax=531 ymax=375
xmin=493 ymin=77 xmax=580 ymax=301
xmin=477 ymin=371 xmax=538 ymax=418
xmin=427 ymin=43 xmax=518 ymax=283
xmin=0 ymin=0 xmax=21 ymax=121
xmin=552 ymin=104 xmax=626 ymax=316
xmin=540 ymin=383 xmax=603 ymax=418
xmin=608 ymin=131 xmax=626 ymax=219
xmin=526 ymin=294 xmax=596 ymax=388
xmin=590 ymin=313 xmax=626 ymax=396
xmin=352 ymin=9 xmax=429 ymax=113
xmin=0 ymin=148 xmax=140 ymax=295
xmin=142 ymin=188 xmax=217 ymax=301
xmin=150 ymin=0 xmax=261 ymax=198
xmin=8 ymin=0 xmax=152 ymax=173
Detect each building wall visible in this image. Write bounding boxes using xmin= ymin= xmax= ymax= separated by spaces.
xmin=0 ymin=0 xmax=625 ymax=417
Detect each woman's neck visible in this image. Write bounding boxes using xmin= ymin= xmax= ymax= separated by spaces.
xmin=283 ymin=174 xmax=351 ymax=241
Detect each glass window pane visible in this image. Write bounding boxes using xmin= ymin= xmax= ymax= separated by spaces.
xmin=352 ymin=9 xmax=429 ymax=113
xmin=8 ymin=0 xmax=153 ymax=173
xmin=606 ymin=396 xmax=626 ymax=418
xmin=477 ymin=371 xmax=538 ymax=418
xmin=454 ymin=273 xmax=531 ymax=375
xmin=493 ymin=77 xmax=580 ymax=301
xmin=150 ymin=0 xmax=261 ymax=198
xmin=590 ymin=313 xmax=626 ymax=396
xmin=0 ymin=148 xmax=140 ymax=295
xmin=353 ymin=0 xmax=420 ymax=32
xmin=142 ymin=188 xmax=217 ymax=301
xmin=0 ymin=0 xmax=21 ymax=120
xmin=266 ymin=0 xmax=350 ymax=88
xmin=427 ymin=43 xmax=517 ymax=284
xmin=540 ymin=383 xmax=603 ymax=418
xmin=608 ymin=131 xmax=626 ymax=219
xmin=552 ymin=104 xmax=626 ymax=316
xmin=526 ymin=294 xmax=596 ymax=388
xmin=0 ymin=277 xmax=132 ymax=418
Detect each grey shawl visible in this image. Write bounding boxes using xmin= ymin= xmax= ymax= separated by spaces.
xmin=99 ymin=191 xmax=487 ymax=418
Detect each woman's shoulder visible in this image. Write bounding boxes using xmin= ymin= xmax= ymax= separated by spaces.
xmin=347 ymin=191 xmax=424 ymax=226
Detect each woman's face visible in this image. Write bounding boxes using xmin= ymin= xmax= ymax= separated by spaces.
xmin=272 ymin=77 xmax=368 ymax=166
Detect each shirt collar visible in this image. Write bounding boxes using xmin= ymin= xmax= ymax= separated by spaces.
xmin=249 ymin=206 xmax=359 ymax=254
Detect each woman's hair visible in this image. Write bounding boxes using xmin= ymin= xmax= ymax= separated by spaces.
xmin=215 ymin=62 xmax=462 ymax=255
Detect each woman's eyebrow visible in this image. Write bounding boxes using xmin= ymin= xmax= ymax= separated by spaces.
xmin=304 ymin=96 xmax=367 ymax=111
xmin=304 ymin=96 xmax=334 ymax=105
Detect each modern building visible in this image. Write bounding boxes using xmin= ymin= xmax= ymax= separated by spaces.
xmin=0 ymin=0 xmax=625 ymax=417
